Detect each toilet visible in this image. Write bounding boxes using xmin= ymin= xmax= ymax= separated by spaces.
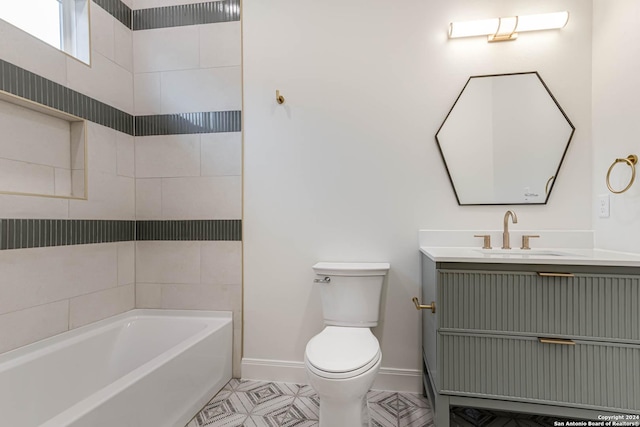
xmin=304 ymin=262 xmax=390 ymax=427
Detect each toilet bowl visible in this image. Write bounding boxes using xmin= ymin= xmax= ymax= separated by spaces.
xmin=305 ymin=326 xmax=381 ymax=427
xmin=305 ymin=262 xmax=390 ymax=427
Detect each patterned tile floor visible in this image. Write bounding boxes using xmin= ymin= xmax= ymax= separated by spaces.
xmin=185 ymin=379 xmax=433 ymax=427
xmin=186 ymin=380 xmax=561 ymax=427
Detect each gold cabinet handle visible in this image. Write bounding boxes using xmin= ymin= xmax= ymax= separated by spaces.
xmin=412 ymin=297 xmax=436 ymax=314
xmin=537 ymin=272 xmax=574 ymax=277
xmin=538 ymin=337 xmax=575 ymax=345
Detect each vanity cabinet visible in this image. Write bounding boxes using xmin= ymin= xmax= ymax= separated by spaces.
xmin=420 ymin=255 xmax=640 ymax=426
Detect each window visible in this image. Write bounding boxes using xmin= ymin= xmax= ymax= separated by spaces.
xmin=0 ymin=0 xmax=90 ymax=64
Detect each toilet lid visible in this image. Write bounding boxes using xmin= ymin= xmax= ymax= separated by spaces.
xmin=305 ymin=327 xmax=380 ymax=373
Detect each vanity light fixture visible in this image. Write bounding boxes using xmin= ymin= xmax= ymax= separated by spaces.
xmin=448 ymin=11 xmax=569 ymax=42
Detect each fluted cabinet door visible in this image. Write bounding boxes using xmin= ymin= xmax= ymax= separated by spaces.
xmin=438 ymin=270 xmax=640 ymax=342
xmin=439 ymin=333 xmax=640 ymax=411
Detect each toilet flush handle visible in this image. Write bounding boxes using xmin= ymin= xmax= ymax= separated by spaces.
xmin=313 ymin=276 xmax=331 ymax=284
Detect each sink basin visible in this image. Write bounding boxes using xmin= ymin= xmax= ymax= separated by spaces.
xmin=474 ymin=248 xmax=580 ymax=257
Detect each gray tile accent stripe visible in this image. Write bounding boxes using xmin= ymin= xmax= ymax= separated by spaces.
xmin=0 ymin=219 xmax=135 ymax=250
xmin=0 ymin=59 xmax=134 ymax=135
xmin=133 ymin=0 xmax=240 ymax=31
xmin=92 ymin=0 xmax=133 ymax=29
xmin=0 ymin=59 xmax=241 ymax=136
xmin=136 ymin=220 xmax=241 ymax=241
xmin=135 ymin=111 xmax=241 ymax=136
xmin=0 ymin=219 xmax=242 ymax=249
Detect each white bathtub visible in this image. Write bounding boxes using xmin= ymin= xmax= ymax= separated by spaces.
xmin=0 ymin=309 xmax=232 ymax=427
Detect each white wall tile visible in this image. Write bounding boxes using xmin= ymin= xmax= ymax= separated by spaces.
xmin=69 ymin=172 xmax=135 ymax=219
xmin=71 ymin=124 xmax=86 ymax=170
xmin=200 ymin=22 xmax=241 ymax=68
xmin=133 ymin=26 xmax=200 ymax=73
xmin=201 ymin=241 xmax=242 ymax=285
xmin=201 ymin=132 xmax=242 ymax=176
xmin=161 ymin=176 xmax=241 ymax=219
xmin=135 ymin=135 xmax=200 ymax=178
xmin=0 ymin=20 xmax=67 ymax=85
xmin=66 ymin=52 xmax=134 ymax=113
xmin=54 ymin=168 xmax=72 ymax=196
xmin=114 ymin=22 xmax=133 ymax=72
xmin=159 ymin=283 xmax=241 ymax=311
xmin=116 ymin=132 xmax=135 ymax=177
xmin=69 ymin=284 xmax=134 ymax=329
xmin=136 ymin=241 xmax=201 ymax=284
xmin=160 ymin=66 xmax=242 ymax=113
xmin=134 ymin=72 xmax=162 ymax=115
xmin=135 ymin=283 xmax=162 ymax=308
xmin=232 ymin=316 xmax=242 ymax=378
xmin=0 ymin=194 xmax=69 ymax=218
xmin=0 ymin=100 xmax=71 ymax=169
xmin=135 ymin=178 xmax=162 ymax=219
xmin=0 ymin=158 xmax=54 ymax=195
xmin=0 ymin=244 xmax=118 ymax=315
xmin=90 ymin=4 xmax=115 ymax=61
xmin=0 ymin=301 xmax=69 ymax=354
xmin=118 ymin=242 xmax=135 ymax=286
xmin=71 ymin=169 xmax=86 ymax=199
xmin=87 ymin=123 xmax=117 ymax=175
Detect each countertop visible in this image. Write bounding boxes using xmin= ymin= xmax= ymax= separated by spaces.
xmin=418 ymin=229 xmax=640 ymax=267
xmin=420 ymin=246 xmax=640 ymax=267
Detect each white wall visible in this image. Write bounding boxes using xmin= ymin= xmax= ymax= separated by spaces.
xmin=0 ymin=2 xmax=135 ymax=353
xmin=592 ymin=0 xmax=640 ymax=254
xmin=242 ymin=0 xmax=593 ymax=390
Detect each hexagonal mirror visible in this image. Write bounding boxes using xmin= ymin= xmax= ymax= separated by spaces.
xmin=435 ymin=72 xmax=574 ymax=205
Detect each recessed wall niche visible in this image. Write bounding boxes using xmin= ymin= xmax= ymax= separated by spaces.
xmin=0 ymin=91 xmax=86 ymax=199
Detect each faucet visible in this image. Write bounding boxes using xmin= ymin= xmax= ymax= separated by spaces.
xmin=502 ymin=210 xmax=518 ymax=249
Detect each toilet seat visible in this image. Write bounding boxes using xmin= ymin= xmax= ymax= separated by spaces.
xmin=305 ymin=326 xmax=381 ymax=380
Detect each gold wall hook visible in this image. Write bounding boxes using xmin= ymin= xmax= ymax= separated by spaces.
xmin=606 ymin=154 xmax=637 ymax=194
xmin=276 ymin=90 xmax=285 ymax=104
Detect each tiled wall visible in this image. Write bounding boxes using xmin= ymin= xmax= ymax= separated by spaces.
xmin=0 ymin=0 xmax=136 ymax=354
xmin=132 ymin=0 xmax=243 ymax=376
xmin=0 ymin=0 xmax=243 ymax=374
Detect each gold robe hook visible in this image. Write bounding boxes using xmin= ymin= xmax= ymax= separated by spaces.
xmin=276 ymin=90 xmax=285 ymax=104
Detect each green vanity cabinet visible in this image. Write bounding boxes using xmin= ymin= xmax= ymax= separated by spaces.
xmin=420 ymin=254 xmax=640 ymax=427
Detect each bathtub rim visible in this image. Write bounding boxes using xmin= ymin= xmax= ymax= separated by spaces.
xmin=0 ymin=309 xmax=232 ymax=368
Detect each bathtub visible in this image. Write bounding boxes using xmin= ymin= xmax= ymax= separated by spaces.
xmin=0 ymin=309 xmax=232 ymax=427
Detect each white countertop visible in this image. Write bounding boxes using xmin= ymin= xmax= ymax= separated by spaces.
xmin=419 ymin=230 xmax=640 ymax=267
xmin=420 ymin=246 xmax=640 ymax=267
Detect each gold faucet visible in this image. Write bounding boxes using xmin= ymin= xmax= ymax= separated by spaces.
xmin=502 ymin=210 xmax=518 ymax=249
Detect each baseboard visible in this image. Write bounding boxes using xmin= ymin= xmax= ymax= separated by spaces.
xmin=241 ymin=358 xmax=423 ymax=393
xmin=372 ymin=366 xmax=423 ymax=393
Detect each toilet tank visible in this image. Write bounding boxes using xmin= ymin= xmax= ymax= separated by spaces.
xmin=312 ymin=262 xmax=390 ymax=327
